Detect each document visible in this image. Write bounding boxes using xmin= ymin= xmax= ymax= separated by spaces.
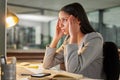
xmin=29 ymin=69 xmax=83 ymax=80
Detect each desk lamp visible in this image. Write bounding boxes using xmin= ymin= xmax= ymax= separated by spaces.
xmin=6 ymin=9 xmax=19 ymax=28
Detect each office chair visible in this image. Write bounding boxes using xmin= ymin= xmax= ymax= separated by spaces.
xmin=103 ymin=42 xmax=120 ymax=80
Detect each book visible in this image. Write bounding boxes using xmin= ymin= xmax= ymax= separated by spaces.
xmin=29 ymin=69 xmax=83 ymax=80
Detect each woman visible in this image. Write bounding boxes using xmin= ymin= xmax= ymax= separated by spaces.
xmin=43 ymin=2 xmax=103 ymax=79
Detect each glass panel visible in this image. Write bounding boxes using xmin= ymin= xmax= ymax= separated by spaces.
xmin=103 ymin=6 xmax=120 ymax=47
xmin=87 ymin=11 xmax=99 ymax=31
xmin=7 ymin=24 xmax=50 ymax=49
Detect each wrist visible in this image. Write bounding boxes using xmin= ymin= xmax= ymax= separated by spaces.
xmin=50 ymin=38 xmax=59 ymax=48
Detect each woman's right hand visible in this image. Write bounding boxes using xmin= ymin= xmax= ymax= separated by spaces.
xmin=54 ymin=19 xmax=64 ymax=40
xmin=50 ymin=19 xmax=64 ymax=48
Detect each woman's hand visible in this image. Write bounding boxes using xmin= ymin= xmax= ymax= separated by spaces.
xmin=54 ymin=19 xmax=64 ymax=40
xmin=68 ymin=15 xmax=80 ymax=37
xmin=50 ymin=19 xmax=64 ymax=48
xmin=68 ymin=15 xmax=80 ymax=43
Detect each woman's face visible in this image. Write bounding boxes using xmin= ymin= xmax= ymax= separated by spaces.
xmin=58 ymin=11 xmax=70 ymax=35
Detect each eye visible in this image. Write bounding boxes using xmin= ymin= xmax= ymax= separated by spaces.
xmin=63 ymin=18 xmax=67 ymax=22
xmin=59 ymin=18 xmax=68 ymax=24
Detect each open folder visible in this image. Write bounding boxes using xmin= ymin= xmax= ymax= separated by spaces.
xmin=29 ymin=69 xmax=83 ymax=80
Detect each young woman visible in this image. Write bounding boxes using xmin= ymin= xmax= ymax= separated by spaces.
xmin=43 ymin=2 xmax=103 ymax=79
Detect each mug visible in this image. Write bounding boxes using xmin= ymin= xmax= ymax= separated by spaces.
xmin=1 ymin=57 xmax=16 ymax=80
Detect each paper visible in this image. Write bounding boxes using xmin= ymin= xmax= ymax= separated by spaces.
xmin=29 ymin=70 xmax=83 ymax=80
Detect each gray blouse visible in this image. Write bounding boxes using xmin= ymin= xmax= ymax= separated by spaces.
xmin=43 ymin=32 xmax=104 ymax=79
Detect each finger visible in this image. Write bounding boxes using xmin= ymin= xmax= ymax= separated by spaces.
xmin=68 ymin=15 xmax=72 ymax=24
xmin=56 ymin=20 xmax=60 ymax=32
xmin=70 ymin=16 xmax=79 ymax=26
xmin=57 ymin=19 xmax=59 ymax=24
xmin=69 ymin=15 xmax=74 ymax=27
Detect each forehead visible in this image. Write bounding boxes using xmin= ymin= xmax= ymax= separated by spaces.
xmin=59 ymin=11 xmax=70 ymax=19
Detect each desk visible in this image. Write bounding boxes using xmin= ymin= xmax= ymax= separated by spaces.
xmin=7 ymin=49 xmax=67 ymax=70
xmin=16 ymin=61 xmax=91 ymax=80
xmin=0 ymin=60 xmax=91 ymax=80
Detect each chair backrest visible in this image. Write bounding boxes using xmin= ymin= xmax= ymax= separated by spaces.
xmin=103 ymin=42 xmax=120 ymax=80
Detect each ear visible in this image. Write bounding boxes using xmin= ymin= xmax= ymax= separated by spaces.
xmin=76 ymin=17 xmax=81 ymax=24
xmin=77 ymin=19 xmax=81 ymax=25
xmin=78 ymin=21 xmax=81 ymax=24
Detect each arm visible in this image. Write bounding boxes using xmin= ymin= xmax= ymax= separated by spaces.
xmin=43 ymin=34 xmax=70 ymax=69
xmin=43 ymin=44 xmax=65 ymax=69
xmin=64 ymin=37 xmax=103 ymax=73
xmin=43 ymin=19 xmax=65 ymax=69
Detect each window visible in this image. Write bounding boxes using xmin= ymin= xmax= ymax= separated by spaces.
xmin=103 ymin=6 xmax=120 ymax=47
xmin=87 ymin=11 xmax=99 ymax=31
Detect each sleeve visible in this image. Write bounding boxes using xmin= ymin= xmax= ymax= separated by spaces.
xmin=43 ymin=35 xmax=69 ymax=69
xmin=64 ymin=37 xmax=103 ymax=73
xmin=43 ymin=44 xmax=64 ymax=69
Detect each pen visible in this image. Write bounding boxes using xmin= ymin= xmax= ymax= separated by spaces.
xmin=21 ymin=73 xmax=31 ymax=76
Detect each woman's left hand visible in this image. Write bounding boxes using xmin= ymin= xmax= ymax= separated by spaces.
xmin=68 ymin=15 xmax=80 ymax=38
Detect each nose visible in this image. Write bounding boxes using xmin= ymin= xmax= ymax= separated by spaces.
xmin=59 ymin=21 xmax=64 ymax=28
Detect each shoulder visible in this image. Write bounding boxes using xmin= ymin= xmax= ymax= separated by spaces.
xmin=84 ymin=32 xmax=103 ymax=42
xmin=86 ymin=32 xmax=103 ymax=39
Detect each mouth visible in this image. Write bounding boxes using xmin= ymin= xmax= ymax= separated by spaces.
xmin=61 ymin=29 xmax=67 ymax=34
xmin=61 ymin=29 xmax=65 ymax=32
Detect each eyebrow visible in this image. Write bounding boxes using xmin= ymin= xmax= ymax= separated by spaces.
xmin=58 ymin=16 xmax=69 ymax=20
xmin=60 ymin=17 xmax=69 ymax=20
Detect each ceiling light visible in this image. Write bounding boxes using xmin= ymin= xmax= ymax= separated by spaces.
xmin=18 ymin=14 xmax=57 ymax=22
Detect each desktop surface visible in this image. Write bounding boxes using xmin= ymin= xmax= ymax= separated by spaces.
xmin=1 ymin=60 xmax=92 ymax=80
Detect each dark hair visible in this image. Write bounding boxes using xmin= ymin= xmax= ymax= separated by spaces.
xmin=60 ymin=3 xmax=95 ymax=34
xmin=103 ymin=42 xmax=120 ymax=80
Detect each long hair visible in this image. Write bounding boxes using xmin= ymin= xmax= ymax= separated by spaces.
xmin=60 ymin=3 xmax=95 ymax=34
